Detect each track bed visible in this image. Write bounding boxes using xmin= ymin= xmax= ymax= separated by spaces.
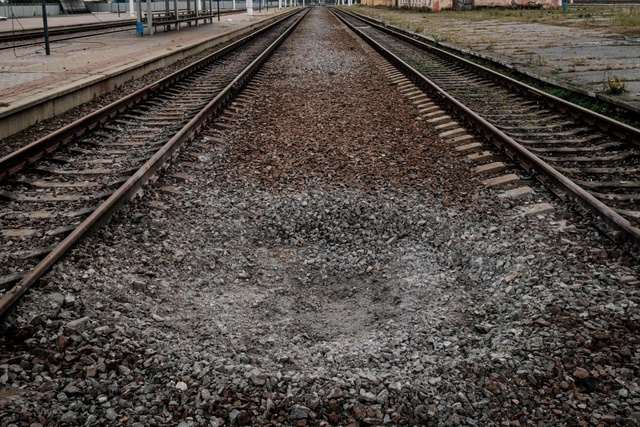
xmin=1 ymin=7 xmax=639 ymax=427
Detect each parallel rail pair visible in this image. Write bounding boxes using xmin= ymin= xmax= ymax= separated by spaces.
xmin=331 ymin=7 xmax=640 ymax=242
xmin=0 ymin=8 xmax=308 ymax=317
xmin=2 ymin=5 xmax=639 ymax=319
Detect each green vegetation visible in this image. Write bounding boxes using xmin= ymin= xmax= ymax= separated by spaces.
xmin=603 ymin=74 xmax=626 ymax=95
xmin=524 ymin=52 xmax=546 ymax=67
xmin=407 ymin=22 xmax=425 ymax=33
xmin=431 ymin=34 xmax=446 ymax=46
xmin=610 ymin=6 xmax=640 ymax=28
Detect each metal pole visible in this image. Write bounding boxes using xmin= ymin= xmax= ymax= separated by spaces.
xmin=174 ymin=0 xmax=178 ymax=30
xmin=118 ymin=1 xmax=121 ymax=17
xmin=217 ymin=0 xmax=220 ymax=20
xmin=136 ymin=0 xmax=143 ymax=29
xmin=40 ymin=0 xmax=50 ymax=55
xmin=146 ymin=0 xmax=153 ymax=35
xmin=165 ymin=0 xmax=170 ymax=31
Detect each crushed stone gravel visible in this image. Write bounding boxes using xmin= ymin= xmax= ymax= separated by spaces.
xmin=1 ymin=6 xmax=639 ymax=427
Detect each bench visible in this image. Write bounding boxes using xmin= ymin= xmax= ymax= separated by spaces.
xmin=142 ymin=8 xmax=218 ymax=31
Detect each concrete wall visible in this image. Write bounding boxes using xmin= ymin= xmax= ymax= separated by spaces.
xmin=1 ymin=3 xmax=60 ymax=18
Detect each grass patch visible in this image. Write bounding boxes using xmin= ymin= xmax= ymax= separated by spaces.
xmin=610 ymin=5 xmax=640 ymax=27
xmin=522 ymin=52 xmax=547 ymax=67
xmin=603 ymin=74 xmax=626 ymax=94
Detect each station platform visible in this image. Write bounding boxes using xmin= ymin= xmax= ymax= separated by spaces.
xmin=0 ymin=8 xmax=290 ymax=139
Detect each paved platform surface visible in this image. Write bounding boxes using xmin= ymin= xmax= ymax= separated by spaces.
xmin=0 ymin=9 xmax=287 ymax=123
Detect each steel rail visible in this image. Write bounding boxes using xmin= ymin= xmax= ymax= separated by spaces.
xmin=0 ymin=8 xmax=309 ymax=317
xmin=330 ymin=7 xmax=640 ymax=242
xmin=340 ymin=9 xmax=640 ymax=144
xmin=0 ymin=8 xmax=299 ymax=182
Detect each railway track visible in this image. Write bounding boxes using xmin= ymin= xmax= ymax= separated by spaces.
xmin=0 ymin=7 xmax=307 ymax=316
xmin=331 ymin=7 xmax=640 ymax=243
xmin=0 ymin=9 xmax=244 ymax=51
xmin=0 ymin=19 xmax=135 ymax=50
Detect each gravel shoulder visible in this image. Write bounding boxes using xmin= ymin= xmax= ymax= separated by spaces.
xmin=1 ymin=6 xmax=639 ymax=427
